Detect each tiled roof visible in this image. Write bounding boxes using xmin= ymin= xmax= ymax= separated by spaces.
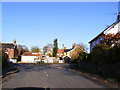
xmin=58 ymin=49 xmax=63 ymax=54
xmin=22 ymin=52 xmax=41 ymax=56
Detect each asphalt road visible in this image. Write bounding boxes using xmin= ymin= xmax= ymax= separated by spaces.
xmin=2 ymin=63 xmax=115 ymax=89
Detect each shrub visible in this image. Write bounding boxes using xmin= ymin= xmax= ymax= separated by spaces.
xmin=79 ymin=52 xmax=88 ymax=62
xmin=91 ymin=43 xmax=110 ymax=64
xmin=0 ymin=49 xmax=8 ymax=68
xmin=11 ymin=57 xmax=18 ymax=59
xmin=109 ymin=44 xmax=120 ymax=63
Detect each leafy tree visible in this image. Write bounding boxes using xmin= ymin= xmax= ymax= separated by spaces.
xmin=100 ymin=33 xmax=120 ymax=46
xmin=31 ymin=46 xmax=40 ymax=52
xmin=91 ymin=43 xmax=110 ymax=64
xmin=52 ymin=39 xmax=58 ymax=57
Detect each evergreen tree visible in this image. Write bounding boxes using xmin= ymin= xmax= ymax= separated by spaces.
xmin=52 ymin=39 xmax=58 ymax=57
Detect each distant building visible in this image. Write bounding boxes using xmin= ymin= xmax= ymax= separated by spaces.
xmin=21 ymin=52 xmax=42 ymax=63
xmin=1 ymin=40 xmax=18 ymax=59
xmin=63 ymin=43 xmax=83 ymax=62
xmin=89 ymin=14 xmax=120 ymax=52
xmin=63 ymin=46 xmax=82 ymax=62
xmin=57 ymin=49 xmax=64 ymax=57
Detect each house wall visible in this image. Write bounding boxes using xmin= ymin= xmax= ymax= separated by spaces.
xmin=90 ymin=22 xmax=119 ymax=52
xmin=21 ymin=56 xmax=36 ymax=63
xmin=90 ymin=37 xmax=103 ymax=52
xmin=8 ymin=49 xmax=14 ymax=59
xmin=104 ymin=22 xmax=119 ymax=35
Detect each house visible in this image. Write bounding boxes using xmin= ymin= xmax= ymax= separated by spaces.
xmin=57 ymin=49 xmax=64 ymax=57
xmin=1 ymin=40 xmax=18 ymax=60
xmin=63 ymin=43 xmax=83 ymax=62
xmin=21 ymin=52 xmax=42 ymax=63
xmin=89 ymin=14 xmax=120 ymax=52
xmin=64 ymin=46 xmax=83 ymax=62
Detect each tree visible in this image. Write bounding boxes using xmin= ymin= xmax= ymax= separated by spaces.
xmin=0 ymin=49 xmax=8 ymax=68
xmin=76 ymin=43 xmax=88 ymax=52
xmin=43 ymin=46 xmax=48 ymax=54
xmin=31 ymin=46 xmax=40 ymax=52
xmin=100 ymin=33 xmax=120 ymax=46
xmin=52 ymin=39 xmax=58 ymax=57
xmin=47 ymin=43 xmax=53 ymax=51
xmin=43 ymin=43 xmax=53 ymax=54
xmin=17 ymin=45 xmax=29 ymax=56
xmin=91 ymin=43 xmax=110 ymax=64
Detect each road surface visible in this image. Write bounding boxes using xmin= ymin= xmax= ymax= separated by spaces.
xmin=2 ymin=63 xmax=114 ymax=89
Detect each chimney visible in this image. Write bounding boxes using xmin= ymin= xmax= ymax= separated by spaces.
xmin=72 ymin=43 xmax=76 ymax=48
xmin=13 ymin=40 xmax=16 ymax=45
xmin=117 ymin=14 xmax=120 ymax=21
xmin=64 ymin=47 xmax=67 ymax=49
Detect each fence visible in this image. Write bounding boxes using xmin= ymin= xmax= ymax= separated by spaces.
xmin=77 ymin=62 xmax=120 ymax=81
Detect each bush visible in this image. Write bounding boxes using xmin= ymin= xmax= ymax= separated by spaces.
xmin=91 ymin=43 xmax=110 ymax=64
xmin=1 ymin=49 xmax=8 ymax=68
xmin=109 ymin=44 xmax=120 ymax=63
xmin=11 ymin=57 xmax=18 ymax=59
xmin=79 ymin=52 xmax=89 ymax=62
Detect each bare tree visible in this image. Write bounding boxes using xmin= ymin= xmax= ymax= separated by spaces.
xmin=17 ymin=45 xmax=29 ymax=56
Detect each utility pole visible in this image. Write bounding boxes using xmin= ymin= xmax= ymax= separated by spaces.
xmin=62 ymin=44 xmax=64 ymax=56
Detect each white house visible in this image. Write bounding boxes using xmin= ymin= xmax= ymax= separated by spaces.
xmin=89 ymin=14 xmax=120 ymax=52
xmin=21 ymin=52 xmax=42 ymax=63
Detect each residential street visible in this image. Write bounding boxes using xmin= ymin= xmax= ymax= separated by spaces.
xmin=2 ymin=63 xmax=114 ymax=89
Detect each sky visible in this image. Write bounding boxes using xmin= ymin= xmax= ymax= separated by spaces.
xmin=2 ymin=2 xmax=119 ymax=51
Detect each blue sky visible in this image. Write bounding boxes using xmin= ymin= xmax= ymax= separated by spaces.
xmin=2 ymin=2 xmax=118 ymax=50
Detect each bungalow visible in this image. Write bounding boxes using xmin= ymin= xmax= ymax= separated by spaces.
xmin=21 ymin=52 xmax=42 ymax=63
xmin=89 ymin=14 xmax=120 ymax=52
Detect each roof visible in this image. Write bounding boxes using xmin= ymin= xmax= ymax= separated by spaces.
xmin=1 ymin=43 xmax=15 ymax=49
xmin=22 ymin=52 xmax=41 ymax=56
xmin=89 ymin=20 xmax=120 ymax=43
xmin=68 ymin=46 xmax=83 ymax=61
xmin=58 ymin=49 xmax=63 ymax=54
xmin=64 ymin=48 xmax=73 ymax=52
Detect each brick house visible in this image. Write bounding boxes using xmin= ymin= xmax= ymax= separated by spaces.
xmin=2 ymin=40 xmax=18 ymax=59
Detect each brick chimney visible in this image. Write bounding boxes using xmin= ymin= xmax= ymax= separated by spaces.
xmin=13 ymin=40 xmax=16 ymax=45
xmin=72 ymin=43 xmax=76 ymax=48
xmin=64 ymin=47 xmax=67 ymax=49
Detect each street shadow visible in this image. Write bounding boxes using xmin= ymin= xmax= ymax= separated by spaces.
xmin=13 ymin=87 xmax=50 ymax=90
